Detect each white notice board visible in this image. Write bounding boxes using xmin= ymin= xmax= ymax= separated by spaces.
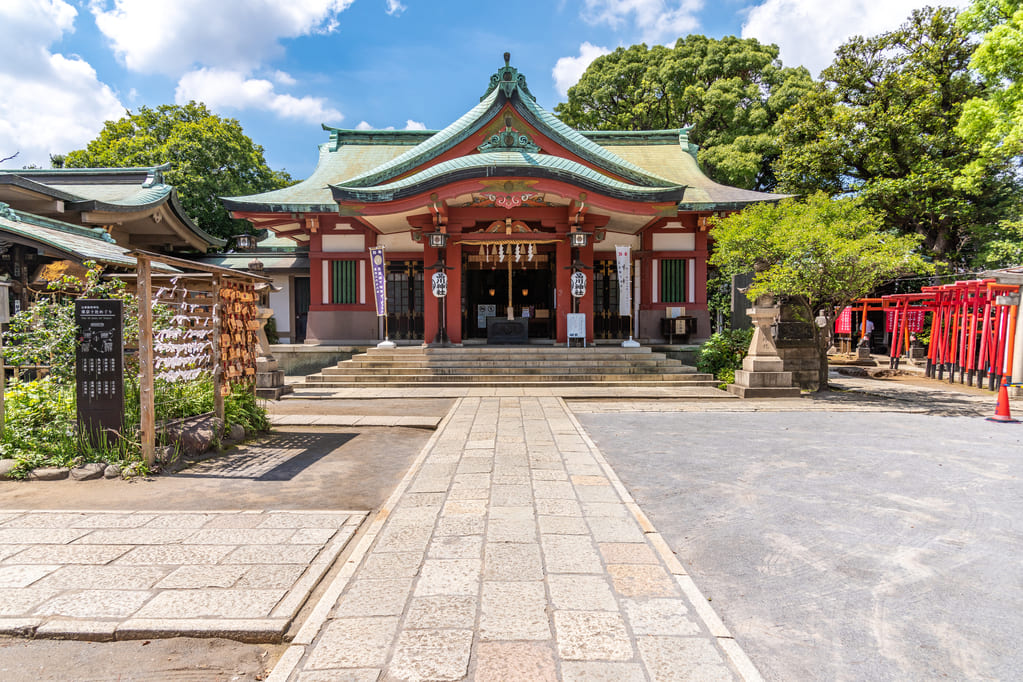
xmin=567 ymin=313 xmax=586 ymax=347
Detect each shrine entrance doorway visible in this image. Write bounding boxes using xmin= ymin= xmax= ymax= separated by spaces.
xmin=460 ymin=246 xmax=556 ymax=341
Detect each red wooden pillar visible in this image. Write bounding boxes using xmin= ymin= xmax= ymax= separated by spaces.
xmin=423 ymin=243 xmax=439 ymax=344
xmin=446 ymin=241 xmax=463 ymax=344
xmin=555 ymin=238 xmax=571 ymax=343
xmin=580 ymin=242 xmax=594 ymax=342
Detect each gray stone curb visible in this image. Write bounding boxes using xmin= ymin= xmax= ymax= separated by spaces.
xmin=265 ymin=399 xmax=465 ymax=682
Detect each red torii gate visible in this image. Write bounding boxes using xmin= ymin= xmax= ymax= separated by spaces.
xmin=850 ymin=279 xmax=1020 ymax=391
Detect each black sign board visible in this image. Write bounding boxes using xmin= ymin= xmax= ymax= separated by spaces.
xmin=75 ymin=299 xmax=124 ymax=442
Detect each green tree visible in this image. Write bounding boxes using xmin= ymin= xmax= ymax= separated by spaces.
xmin=555 ymin=36 xmax=813 ymax=191
xmin=774 ymin=6 xmax=1019 ymax=264
xmin=710 ymin=193 xmax=930 ymax=390
xmin=957 ymin=0 xmax=1023 ymax=184
xmin=63 ymin=102 xmax=291 ymax=240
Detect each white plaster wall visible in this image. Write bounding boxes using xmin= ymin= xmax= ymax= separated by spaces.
xmin=269 ymin=276 xmax=290 ymax=336
xmin=378 ymin=232 xmax=422 ymax=252
xmin=594 ymin=235 xmax=640 ymax=253
xmin=652 ymin=233 xmax=695 ymax=251
xmin=322 ymin=234 xmax=366 ymax=252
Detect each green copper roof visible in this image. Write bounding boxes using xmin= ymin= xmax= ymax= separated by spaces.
xmin=332 ymin=60 xmax=679 ymax=192
xmin=0 ymin=203 xmax=137 ymax=267
xmin=221 ymin=133 xmax=424 ymax=212
xmin=330 ymin=152 xmax=685 ymax=204
xmin=0 ymin=166 xmax=225 ymax=248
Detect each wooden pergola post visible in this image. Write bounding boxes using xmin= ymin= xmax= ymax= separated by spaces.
xmin=212 ymin=274 xmax=224 ymax=423
xmin=137 ymin=255 xmax=155 ymax=467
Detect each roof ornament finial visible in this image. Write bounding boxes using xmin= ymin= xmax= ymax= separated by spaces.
xmin=0 ymin=202 xmax=20 ymax=222
xmin=481 ymin=51 xmax=536 ymax=102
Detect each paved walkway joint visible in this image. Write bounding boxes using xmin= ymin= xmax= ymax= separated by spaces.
xmin=0 ymin=510 xmax=366 ymax=643
xmin=273 ymin=396 xmax=760 ymax=681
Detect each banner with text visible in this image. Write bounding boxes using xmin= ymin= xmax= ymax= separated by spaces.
xmin=616 ymin=245 xmax=632 ymax=317
xmin=369 ymin=247 xmax=387 ymax=316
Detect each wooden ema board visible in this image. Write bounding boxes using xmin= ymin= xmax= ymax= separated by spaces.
xmin=218 ymin=281 xmax=259 ymax=395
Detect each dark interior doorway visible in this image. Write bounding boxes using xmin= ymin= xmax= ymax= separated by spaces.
xmin=461 ymin=250 xmax=556 ymax=340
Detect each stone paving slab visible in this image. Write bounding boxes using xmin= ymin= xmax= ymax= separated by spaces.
xmin=269 ymin=397 xmax=760 ymax=681
xmin=0 ymin=510 xmax=367 ymax=642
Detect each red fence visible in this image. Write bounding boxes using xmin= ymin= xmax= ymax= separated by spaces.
xmin=851 ymin=279 xmax=1020 ymax=391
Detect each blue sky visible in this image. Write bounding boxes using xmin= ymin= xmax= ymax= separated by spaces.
xmin=0 ymin=0 xmax=965 ymax=180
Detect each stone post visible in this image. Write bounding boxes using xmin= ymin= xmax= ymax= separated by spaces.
xmin=727 ymin=295 xmax=800 ymax=398
xmin=249 ymin=272 xmax=293 ymax=400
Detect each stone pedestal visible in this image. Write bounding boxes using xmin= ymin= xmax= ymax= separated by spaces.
xmin=253 ymin=304 xmax=293 ymax=399
xmin=255 ymin=355 xmax=292 ymax=399
xmin=727 ymin=299 xmax=801 ymax=398
xmin=856 ymin=337 xmax=873 ymax=361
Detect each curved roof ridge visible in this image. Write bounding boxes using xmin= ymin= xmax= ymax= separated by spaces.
xmin=515 ymin=95 xmax=680 ymax=187
xmin=330 ymin=151 xmax=685 ymax=204
xmin=336 ymin=88 xmax=502 ymax=189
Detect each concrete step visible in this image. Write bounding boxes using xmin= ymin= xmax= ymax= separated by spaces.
xmin=331 ymin=360 xmax=689 ymax=371
xmin=306 ymin=372 xmax=715 ymax=384
xmin=320 ymin=366 xmax=699 ymax=376
xmin=299 ymin=379 xmax=722 ymax=388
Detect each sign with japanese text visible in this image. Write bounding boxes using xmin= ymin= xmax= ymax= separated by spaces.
xmin=431 ymin=271 xmax=448 ymax=298
xmin=616 ymin=245 xmax=631 ymax=317
xmin=75 ymin=299 xmax=124 ymax=443
xmin=369 ymin=246 xmax=387 ymax=316
xmin=571 ymin=271 xmax=587 ymax=298
xmin=886 ymin=309 xmax=926 ymax=333
xmin=835 ymin=306 xmax=852 ymax=334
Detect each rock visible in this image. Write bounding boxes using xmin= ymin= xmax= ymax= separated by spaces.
xmin=160 ymin=415 xmax=224 ymax=456
xmin=228 ymin=423 xmax=245 ymax=442
xmin=120 ymin=463 xmax=140 ymax=479
xmin=0 ymin=459 xmax=17 ymax=480
xmin=70 ymin=463 xmax=106 ymax=481
xmin=103 ymin=464 xmax=121 ymax=479
xmin=28 ymin=467 xmax=70 ymax=481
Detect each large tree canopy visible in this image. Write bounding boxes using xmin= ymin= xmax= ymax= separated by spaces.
xmin=63 ymin=102 xmax=291 ymax=241
xmin=555 ymin=36 xmax=813 ymax=191
xmin=710 ymin=193 xmax=930 ymax=390
xmin=957 ymin=0 xmax=1023 ymax=183
xmin=773 ymin=7 xmax=1019 ymax=264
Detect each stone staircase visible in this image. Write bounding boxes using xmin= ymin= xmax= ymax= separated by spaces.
xmin=301 ymin=346 xmax=718 ymax=388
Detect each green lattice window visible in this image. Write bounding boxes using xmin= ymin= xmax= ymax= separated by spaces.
xmin=330 ymin=260 xmax=358 ymax=304
xmin=660 ymin=259 xmax=686 ymax=303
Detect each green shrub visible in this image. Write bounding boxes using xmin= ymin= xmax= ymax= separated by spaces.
xmin=224 ymin=382 xmax=270 ymax=433
xmin=696 ymin=328 xmax=754 ymax=386
xmin=0 ymin=378 xmax=77 ymax=474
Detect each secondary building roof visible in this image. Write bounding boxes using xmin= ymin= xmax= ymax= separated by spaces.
xmin=0 ymin=165 xmax=225 ymax=252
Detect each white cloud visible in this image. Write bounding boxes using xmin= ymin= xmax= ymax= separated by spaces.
xmin=0 ymin=0 xmax=124 ymax=168
xmin=175 ymin=68 xmax=342 ymax=124
xmin=91 ymin=0 xmax=356 ymax=76
xmin=272 ymin=70 xmax=297 ymax=86
xmin=386 ymin=0 xmax=407 ymax=15
xmin=404 ymin=119 xmax=426 ymax=130
xmin=355 ymin=121 xmax=374 ymax=130
xmin=553 ymin=42 xmax=611 ymax=97
xmin=741 ymin=0 xmax=972 ymax=77
xmin=581 ymin=0 xmax=703 ymax=45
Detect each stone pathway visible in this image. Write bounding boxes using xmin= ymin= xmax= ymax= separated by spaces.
xmin=287 ymin=386 xmax=735 ymax=400
xmin=270 ymin=397 xmax=760 ymax=681
xmin=0 ymin=510 xmax=365 ymax=642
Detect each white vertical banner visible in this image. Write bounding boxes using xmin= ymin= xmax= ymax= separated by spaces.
xmin=616 ymin=245 xmax=631 ymax=317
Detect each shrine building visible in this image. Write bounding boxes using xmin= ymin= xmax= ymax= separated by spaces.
xmin=223 ymin=55 xmax=785 ymax=346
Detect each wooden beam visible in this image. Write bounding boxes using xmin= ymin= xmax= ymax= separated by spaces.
xmin=127 ymin=249 xmax=272 ymax=282
xmin=213 ymin=274 xmax=224 ymax=423
xmin=137 ymin=256 xmax=155 ymax=467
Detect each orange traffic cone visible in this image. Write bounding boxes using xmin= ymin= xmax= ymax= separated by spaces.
xmin=987 ymin=379 xmax=1020 ymax=423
